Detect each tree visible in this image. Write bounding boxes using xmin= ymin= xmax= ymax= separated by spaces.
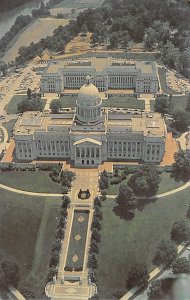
xmin=128 ymin=164 xmax=160 ymax=197
xmin=172 ymin=257 xmax=190 ymax=274
xmin=50 ymin=100 xmax=62 ymax=114
xmin=99 ymin=171 xmax=109 ymax=190
xmin=20 ymin=287 xmax=35 ymax=299
xmin=0 ymin=262 xmax=20 ymax=289
xmin=154 ymin=96 xmax=169 ymax=114
xmin=94 ymin=196 xmax=101 ymax=208
xmin=153 ymin=239 xmax=177 ymax=267
xmin=27 ymin=88 xmax=32 ymax=99
xmin=115 ymin=184 xmax=137 ymax=211
xmin=88 ymin=253 xmax=98 ymax=269
xmin=127 ymin=262 xmax=150 ymax=289
xmin=89 ymin=240 xmax=99 ymax=254
xmin=172 ymin=150 xmax=190 ymax=181
xmin=171 ymin=219 xmax=190 ymax=244
xmin=172 ymin=110 xmax=190 ymax=132
xmin=93 ymin=206 xmax=102 ymax=221
xmin=147 ymin=279 xmax=164 ymax=299
xmin=0 ymin=61 xmax=8 ymax=76
xmin=81 ymin=23 xmax=88 ymax=33
xmin=186 ymin=93 xmax=190 ymax=113
xmin=91 ymin=229 xmax=101 ymax=243
xmin=91 ymin=217 xmax=101 ymax=231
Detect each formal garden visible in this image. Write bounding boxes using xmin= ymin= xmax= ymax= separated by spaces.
xmin=0 ymin=189 xmax=62 ymax=298
xmin=65 ymin=210 xmax=90 ymax=271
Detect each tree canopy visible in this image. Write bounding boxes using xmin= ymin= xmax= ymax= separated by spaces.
xmin=115 ymin=184 xmax=137 ymax=211
xmin=127 ymin=262 xmax=150 ymax=289
xmin=147 ymin=279 xmax=164 ymax=299
xmin=172 ymin=257 xmax=190 ymax=274
xmin=153 ymin=239 xmax=177 ymax=267
xmin=171 ymin=219 xmax=190 ymax=244
xmin=172 ymin=150 xmax=190 ymax=181
xmin=50 ymin=100 xmax=62 ymax=114
xmin=128 ymin=164 xmax=160 ymax=197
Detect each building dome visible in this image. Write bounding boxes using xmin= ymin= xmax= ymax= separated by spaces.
xmin=76 ymin=76 xmax=102 ymax=124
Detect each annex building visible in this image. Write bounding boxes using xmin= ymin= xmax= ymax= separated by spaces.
xmin=14 ymin=76 xmax=166 ymax=166
xmin=40 ymin=55 xmax=159 ymax=94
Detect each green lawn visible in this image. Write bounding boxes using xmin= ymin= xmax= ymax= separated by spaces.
xmin=52 ymin=96 xmax=77 ymax=108
xmin=102 ymin=96 xmax=145 ymax=109
xmin=171 ymin=95 xmax=188 ymax=111
xmin=6 ymin=95 xmax=27 ymax=114
xmin=150 ymin=95 xmax=188 ymax=112
xmin=65 ymin=210 xmax=89 ymax=270
xmin=0 ymin=189 xmax=61 ymax=298
xmin=53 ymin=0 xmax=102 ymax=8
xmin=3 ymin=119 xmax=17 ymax=141
xmin=96 ymin=188 xmax=190 ymax=299
xmin=6 ymin=95 xmax=46 ymax=114
xmin=0 ymin=170 xmax=63 ymax=193
xmin=107 ymin=172 xmax=184 ymax=195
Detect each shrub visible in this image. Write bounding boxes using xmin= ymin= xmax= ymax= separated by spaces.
xmin=74 ymin=267 xmax=82 ymax=272
xmin=64 ymin=266 xmax=73 ymax=272
xmin=110 ymin=177 xmax=122 ymax=185
xmin=62 ymin=186 xmax=69 ymax=194
xmin=101 ymin=189 xmax=107 ymax=195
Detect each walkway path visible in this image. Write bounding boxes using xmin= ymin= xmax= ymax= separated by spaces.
xmin=46 ymin=168 xmax=98 ymax=300
xmin=107 ymin=180 xmax=190 ymax=200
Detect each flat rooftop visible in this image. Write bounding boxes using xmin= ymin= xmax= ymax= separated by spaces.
xmin=44 ymin=57 xmax=157 ymax=76
xmin=107 ymin=112 xmax=166 ymax=137
xmin=14 ymin=111 xmax=73 ymax=135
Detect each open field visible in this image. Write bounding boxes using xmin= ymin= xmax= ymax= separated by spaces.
xmin=0 ymin=189 xmax=61 ymax=298
xmin=65 ymin=210 xmax=89 ymax=270
xmin=107 ymin=172 xmax=184 ymax=195
xmin=0 ymin=170 xmax=63 ymax=193
xmin=103 ymin=96 xmax=145 ymax=109
xmin=3 ymin=18 xmax=70 ymax=63
xmin=96 ymin=188 xmax=190 ymax=299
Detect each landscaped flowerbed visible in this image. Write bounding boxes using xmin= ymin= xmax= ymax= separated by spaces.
xmin=65 ymin=210 xmax=89 ymax=271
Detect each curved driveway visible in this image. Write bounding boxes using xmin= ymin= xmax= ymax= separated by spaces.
xmin=0 ymin=180 xmax=190 ymax=198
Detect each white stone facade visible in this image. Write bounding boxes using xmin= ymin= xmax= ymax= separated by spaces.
xmin=14 ymin=79 xmax=166 ymax=166
xmin=40 ymin=56 xmax=159 ymax=94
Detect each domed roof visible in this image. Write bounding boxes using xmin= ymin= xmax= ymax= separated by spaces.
xmin=78 ymin=75 xmax=99 ymax=101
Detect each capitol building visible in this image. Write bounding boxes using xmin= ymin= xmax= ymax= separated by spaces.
xmin=14 ymin=76 xmax=166 ymax=166
xmin=40 ymin=55 xmax=159 ymax=94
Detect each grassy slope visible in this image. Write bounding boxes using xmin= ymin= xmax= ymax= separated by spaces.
xmin=107 ymin=172 xmax=184 ymax=195
xmin=97 ymin=188 xmax=190 ymax=298
xmin=0 ymin=189 xmax=61 ymax=297
xmin=0 ymin=170 xmax=63 ymax=193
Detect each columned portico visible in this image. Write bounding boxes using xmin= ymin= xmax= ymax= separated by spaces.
xmin=73 ymin=138 xmax=102 ymax=166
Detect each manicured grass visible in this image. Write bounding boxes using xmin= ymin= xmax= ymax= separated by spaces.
xmin=59 ymin=96 xmax=77 ymax=108
xmin=53 ymin=0 xmax=102 ymax=8
xmin=150 ymin=95 xmax=188 ymax=112
xmin=157 ymin=172 xmax=184 ymax=194
xmin=6 ymin=95 xmax=27 ymax=114
xmin=0 ymin=170 xmax=63 ymax=193
xmin=6 ymin=95 xmax=46 ymax=114
xmin=3 ymin=119 xmax=17 ymax=140
xmin=107 ymin=172 xmax=184 ymax=195
xmin=0 ymin=189 xmax=61 ymax=298
xmin=96 ymin=188 xmax=190 ymax=299
xmin=102 ymin=96 xmax=145 ymax=109
xmin=171 ymin=95 xmax=188 ymax=111
xmin=65 ymin=210 xmax=89 ymax=270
